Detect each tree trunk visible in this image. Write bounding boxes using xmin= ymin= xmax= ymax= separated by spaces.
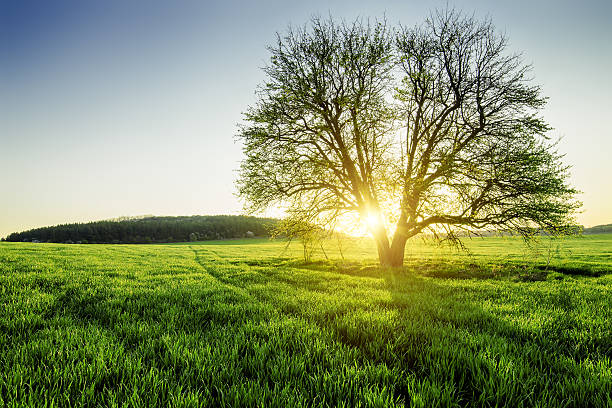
xmin=372 ymin=221 xmax=411 ymax=267
xmin=376 ymin=230 xmax=408 ymax=268
xmin=388 ymin=234 xmax=408 ymax=267
xmin=373 ymin=229 xmax=392 ymax=267
xmin=375 ymin=238 xmax=408 ymax=267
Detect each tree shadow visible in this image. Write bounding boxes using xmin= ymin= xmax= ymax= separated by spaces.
xmin=276 ymin=260 xmax=611 ymax=405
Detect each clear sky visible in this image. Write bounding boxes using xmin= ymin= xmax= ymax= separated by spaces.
xmin=1 ymin=0 xmax=610 ymax=238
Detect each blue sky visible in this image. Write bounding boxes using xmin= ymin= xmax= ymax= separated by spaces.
xmin=1 ymin=0 xmax=611 ymax=237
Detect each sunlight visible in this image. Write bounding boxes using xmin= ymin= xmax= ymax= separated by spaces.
xmin=365 ymin=212 xmax=381 ymax=230
xmin=331 ymin=213 xmax=367 ymax=237
xmin=332 ymin=210 xmax=396 ymax=238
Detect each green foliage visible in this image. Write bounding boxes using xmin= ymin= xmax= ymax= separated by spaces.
xmin=237 ymin=10 xmax=580 ymax=267
xmin=0 ymin=236 xmax=610 ymax=406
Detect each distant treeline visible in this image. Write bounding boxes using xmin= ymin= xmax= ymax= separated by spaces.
xmin=583 ymin=224 xmax=612 ymax=234
xmin=3 ymin=215 xmax=278 ymax=244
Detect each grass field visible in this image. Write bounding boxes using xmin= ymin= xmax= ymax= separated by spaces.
xmin=0 ymin=235 xmax=610 ymax=407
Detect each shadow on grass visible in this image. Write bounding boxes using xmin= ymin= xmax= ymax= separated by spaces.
xmin=227 ymin=257 xmax=293 ymax=267
xmin=285 ymin=257 xmax=547 ymax=281
xmin=318 ymin=268 xmax=609 ymax=405
xmin=533 ymin=264 xmax=603 ymax=277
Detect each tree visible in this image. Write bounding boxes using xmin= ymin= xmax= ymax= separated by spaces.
xmin=272 ymin=217 xmax=329 ymax=263
xmin=237 ymin=10 xmax=579 ymax=267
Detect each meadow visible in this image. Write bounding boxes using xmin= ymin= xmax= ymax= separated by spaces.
xmin=0 ymin=235 xmax=610 ymax=407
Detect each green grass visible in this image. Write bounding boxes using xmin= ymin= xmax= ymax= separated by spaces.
xmin=0 ymin=236 xmax=610 ymax=407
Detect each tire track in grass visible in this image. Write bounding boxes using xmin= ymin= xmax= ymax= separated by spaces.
xmin=190 ymin=245 xmax=357 ymax=332
xmin=190 ymin=246 xmax=269 ymax=287
xmin=189 ymin=245 xmax=259 ymax=301
xmin=190 ymin=245 xmax=369 ymax=321
xmin=190 ymin=245 xmax=367 ymax=355
xmin=187 ymin=245 xmax=286 ymax=333
xmin=190 ymin=245 xmax=385 ymax=351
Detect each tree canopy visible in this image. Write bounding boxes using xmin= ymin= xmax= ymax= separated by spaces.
xmin=237 ymin=9 xmax=580 ymax=267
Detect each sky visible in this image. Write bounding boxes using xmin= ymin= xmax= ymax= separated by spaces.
xmin=1 ymin=0 xmax=611 ymax=238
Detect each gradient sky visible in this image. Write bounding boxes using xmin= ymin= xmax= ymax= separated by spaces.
xmin=1 ymin=0 xmax=611 ymax=238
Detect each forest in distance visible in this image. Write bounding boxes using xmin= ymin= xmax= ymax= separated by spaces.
xmin=2 ymin=215 xmax=277 ymax=244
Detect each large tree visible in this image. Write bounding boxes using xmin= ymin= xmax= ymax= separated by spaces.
xmin=237 ymin=10 xmax=579 ymax=267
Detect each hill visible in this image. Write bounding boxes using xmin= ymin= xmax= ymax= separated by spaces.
xmin=583 ymin=223 xmax=612 ymax=234
xmin=2 ymin=215 xmax=278 ymax=244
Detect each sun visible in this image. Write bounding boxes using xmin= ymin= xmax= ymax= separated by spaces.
xmin=331 ymin=210 xmax=388 ymax=237
xmin=364 ymin=212 xmax=381 ymax=229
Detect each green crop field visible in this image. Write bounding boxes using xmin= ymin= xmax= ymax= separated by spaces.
xmin=0 ymin=235 xmax=610 ymax=407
